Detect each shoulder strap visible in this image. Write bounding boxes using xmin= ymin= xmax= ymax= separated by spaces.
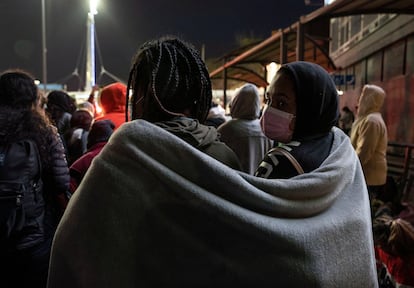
xmin=30 ymin=140 xmax=42 ymax=182
xmin=268 ymin=146 xmax=304 ymax=175
xmin=21 ymin=140 xmax=42 ymax=183
xmin=21 ymin=139 xmax=42 ymax=182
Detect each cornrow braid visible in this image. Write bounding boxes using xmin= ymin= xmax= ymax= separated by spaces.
xmin=126 ymin=36 xmax=212 ymax=123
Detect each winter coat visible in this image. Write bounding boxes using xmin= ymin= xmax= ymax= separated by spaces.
xmin=64 ymin=128 xmax=89 ymax=165
xmin=43 ymin=130 xmax=71 ymax=231
xmin=351 ymin=84 xmax=388 ymax=186
xmin=218 ymin=84 xmax=273 ymax=174
xmin=69 ymin=142 xmax=107 ymax=194
xmin=69 ymin=119 xmax=115 ymax=194
xmin=0 ymin=108 xmax=69 ymax=246
xmin=95 ymin=82 xmax=127 ymax=129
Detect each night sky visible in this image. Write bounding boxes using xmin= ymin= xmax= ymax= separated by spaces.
xmin=0 ymin=0 xmax=319 ymax=89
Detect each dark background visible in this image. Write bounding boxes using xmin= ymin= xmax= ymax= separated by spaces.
xmin=0 ymin=0 xmax=319 ymax=88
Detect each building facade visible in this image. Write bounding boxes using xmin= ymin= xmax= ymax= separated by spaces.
xmin=330 ymin=14 xmax=414 ymax=143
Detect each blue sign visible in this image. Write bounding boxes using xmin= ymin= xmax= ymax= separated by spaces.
xmin=37 ymin=83 xmax=65 ymax=91
xmin=332 ymin=74 xmax=355 ymax=86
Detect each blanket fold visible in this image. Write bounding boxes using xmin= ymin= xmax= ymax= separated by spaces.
xmin=48 ymin=120 xmax=378 ymax=288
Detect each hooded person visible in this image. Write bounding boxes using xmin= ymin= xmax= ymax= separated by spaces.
xmin=78 ymin=101 xmax=96 ymax=118
xmin=46 ymin=90 xmax=73 ymax=136
xmin=350 ymin=84 xmax=388 ymax=197
xmin=217 ymin=83 xmax=273 ymax=174
xmin=48 ymin=45 xmax=377 ymax=288
xmin=68 ymin=119 xmax=115 ymax=193
xmin=63 ymin=108 xmax=94 ymax=165
xmin=255 ymin=61 xmax=340 ymax=179
xmin=95 ymin=82 xmax=127 ymax=129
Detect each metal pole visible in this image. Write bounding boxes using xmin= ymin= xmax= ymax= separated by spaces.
xmin=41 ymin=0 xmax=47 ymax=91
xmin=223 ymin=65 xmax=227 ymax=110
xmin=296 ymin=21 xmax=305 ymax=62
xmin=86 ymin=11 xmax=96 ymax=91
xmin=280 ymin=31 xmax=287 ymax=65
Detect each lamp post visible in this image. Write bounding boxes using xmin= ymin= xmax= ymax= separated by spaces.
xmin=41 ymin=0 xmax=47 ymax=91
xmin=85 ymin=0 xmax=98 ymax=91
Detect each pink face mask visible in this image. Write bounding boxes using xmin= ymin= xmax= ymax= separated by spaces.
xmin=260 ymin=105 xmax=295 ymax=143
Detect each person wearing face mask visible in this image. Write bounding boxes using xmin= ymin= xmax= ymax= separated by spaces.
xmin=255 ymin=61 xmax=340 ymax=179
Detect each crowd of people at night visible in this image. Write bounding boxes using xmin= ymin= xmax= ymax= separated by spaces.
xmin=0 ymin=35 xmax=413 ymax=288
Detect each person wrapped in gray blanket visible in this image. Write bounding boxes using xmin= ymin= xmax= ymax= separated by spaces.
xmin=126 ymin=36 xmax=241 ymax=170
xmin=47 ymin=42 xmax=378 ymax=287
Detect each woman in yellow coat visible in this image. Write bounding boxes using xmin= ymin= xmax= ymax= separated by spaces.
xmin=351 ymin=84 xmax=388 ymax=198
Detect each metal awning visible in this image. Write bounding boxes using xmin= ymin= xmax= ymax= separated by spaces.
xmin=210 ymin=0 xmax=414 ymax=91
xmin=210 ymin=19 xmax=334 ymax=90
xmin=302 ymin=0 xmax=414 ymax=21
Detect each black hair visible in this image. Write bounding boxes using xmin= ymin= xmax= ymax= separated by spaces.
xmin=126 ymin=36 xmax=212 ymax=123
xmin=0 ymin=69 xmax=58 ymax=169
xmin=46 ymin=90 xmax=74 ymax=127
xmin=0 ymin=69 xmax=38 ymax=108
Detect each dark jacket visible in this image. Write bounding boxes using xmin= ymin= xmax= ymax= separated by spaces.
xmin=46 ymin=90 xmax=74 ymax=136
xmin=69 ymin=142 xmax=107 ymax=194
xmin=0 ymin=108 xmax=69 ymax=246
xmin=63 ymin=109 xmax=94 ymax=165
xmin=69 ymin=119 xmax=115 ymax=194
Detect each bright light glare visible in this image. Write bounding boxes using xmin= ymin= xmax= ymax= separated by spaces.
xmin=90 ymin=0 xmax=99 ymax=14
xmin=266 ymin=62 xmax=280 ymax=83
xmin=95 ymin=103 xmax=103 ymax=115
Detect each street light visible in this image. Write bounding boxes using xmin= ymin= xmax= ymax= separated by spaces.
xmin=90 ymin=0 xmax=98 ymax=15
xmin=85 ymin=0 xmax=99 ymax=91
xmin=41 ymin=0 xmax=47 ymax=91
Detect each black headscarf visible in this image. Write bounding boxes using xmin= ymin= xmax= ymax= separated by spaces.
xmin=281 ymin=61 xmax=339 ymax=140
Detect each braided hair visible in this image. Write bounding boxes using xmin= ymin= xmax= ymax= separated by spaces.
xmin=126 ymin=36 xmax=212 ymax=123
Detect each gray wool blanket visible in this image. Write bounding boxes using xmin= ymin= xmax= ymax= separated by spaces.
xmin=48 ymin=120 xmax=378 ymax=288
